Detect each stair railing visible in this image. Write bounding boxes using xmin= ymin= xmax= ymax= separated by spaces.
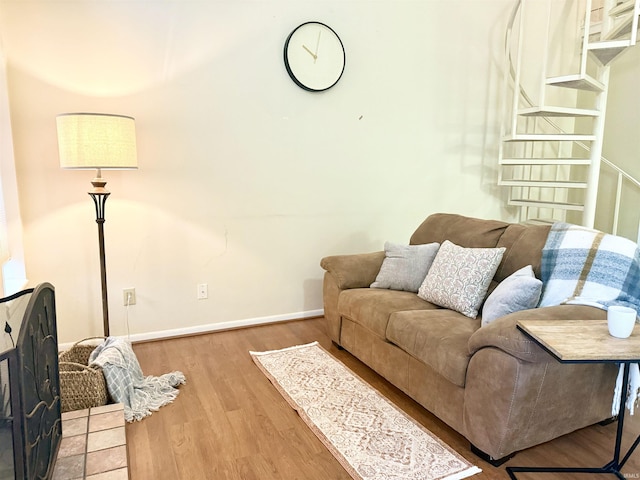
xmin=601 ymin=159 xmax=640 ymax=242
xmin=632 ymin=0 xmax=639 ymax=45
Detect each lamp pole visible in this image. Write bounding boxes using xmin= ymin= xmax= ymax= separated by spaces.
xmin=89 ymin=172 xmax=110 ymax=337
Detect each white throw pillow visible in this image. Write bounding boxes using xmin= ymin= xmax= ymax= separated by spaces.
xmin=417 ymin=240 xmax=506 ymax=318
xmin=371 ymin=242 xmax=440 ymax=293
xmin=481 ymin=265 xmax=542 ymax=327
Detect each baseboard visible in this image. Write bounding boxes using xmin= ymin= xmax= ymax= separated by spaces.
xmin=58 ymin=309 xmax=324 ymax=350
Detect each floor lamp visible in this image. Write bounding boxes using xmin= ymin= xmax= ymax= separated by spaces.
xmin=56 ymin=113 xmax=138 ymax=337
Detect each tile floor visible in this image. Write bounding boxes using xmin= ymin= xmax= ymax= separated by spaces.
xmin=53 ymin=403 xmax=129 ymax=480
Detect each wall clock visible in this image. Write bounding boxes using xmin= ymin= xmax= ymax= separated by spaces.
xmin=284 ymin=22 xmax=346 ymax=92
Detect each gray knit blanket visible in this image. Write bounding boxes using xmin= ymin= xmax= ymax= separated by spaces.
xmin=89 ymin=337 xmax=186 ymax=422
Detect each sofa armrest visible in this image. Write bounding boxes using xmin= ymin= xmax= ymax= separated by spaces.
xmin=464 ymin=343 xmax=616 ymax=459
xmin=468 ymin=304 xmax=607 ymax=363
xmin=320 ymin=251 xmax=384 ymax=345
xmin=320 ymin=251 xmax=385 ymax=290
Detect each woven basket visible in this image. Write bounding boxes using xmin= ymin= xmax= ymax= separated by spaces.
xmin=59 ymin=337 xmax=109 ymax=413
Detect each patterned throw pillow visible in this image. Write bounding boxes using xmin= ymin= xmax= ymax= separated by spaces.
xmin=371 ymin=242 xmax=441 ymax=292
xmin=417 ymin=240 xmax=506 ymax=318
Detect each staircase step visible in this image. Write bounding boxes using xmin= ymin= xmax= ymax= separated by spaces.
xmin=504 ymin=133 xmax=597 ymax=142
xmin=588 ymin=39 xmax=632 ymax=65
xmin=518 ymin=106 xmax=600 ymax=117
xmin=610 ymin=0 xmax=636 ymax=16
xmin=499 ymin=179 xmax=588 ymax=188
xmin=603 ymin=10 xmax=637 ymax=40
xmin=546 ymin=74 xmax=605 ymax=92
xmin=508 ymin=199 xmax=585 ymax=211
xmin=500 ymin=157 xmax=591 ymax=166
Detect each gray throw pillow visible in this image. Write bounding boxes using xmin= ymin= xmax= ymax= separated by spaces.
xmin=481 ymin=265 xmax=542 ymax=327
xmin=370 ymin=242 xmax=440 ymax=293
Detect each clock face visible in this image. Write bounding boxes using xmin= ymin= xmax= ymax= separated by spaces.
xmin=284 ymin=22 xmax=345 ymax=92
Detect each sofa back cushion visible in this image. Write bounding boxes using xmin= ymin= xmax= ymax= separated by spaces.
xmin=410 ymin=213 xmax=509 ymax=248
xmin=495 ymin=223 xmax=551 ymax=282
xmin=409 ymin=213 xmax=551 ymax=287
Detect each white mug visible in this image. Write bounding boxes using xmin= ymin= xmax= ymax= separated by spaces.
xmin=607 ymin=306 xmax=638 ymax=339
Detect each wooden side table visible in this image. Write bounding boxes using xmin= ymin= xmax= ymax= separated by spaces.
xmin=507 ymin=319 xmax=640 ymax=480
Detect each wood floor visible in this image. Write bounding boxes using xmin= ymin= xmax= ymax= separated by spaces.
xmin=127 ymin=317 xmax=640 ymax=479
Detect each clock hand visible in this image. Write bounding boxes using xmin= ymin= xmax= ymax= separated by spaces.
xmin=302 ymin=45 xmax=317 ymax=60
xmin=314 ymin=30 xmax=321 ymax=57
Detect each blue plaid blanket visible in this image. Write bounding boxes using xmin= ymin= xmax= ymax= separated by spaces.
xmin=539 ymin=222 xmax=640 ymax=312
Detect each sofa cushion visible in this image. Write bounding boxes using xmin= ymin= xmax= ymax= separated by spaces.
xmin=410 ymin=213 xmax=509 ymax=248
xmin=371 ymin=242 xmax=440 ymax=292
xmin=386 ymin=309 xmax=480 ymax=387
xmin=417 ymin=240 xmax=506 ymax=318
xmin=494 ymin=223 xmax=551 ymax=282
xmin=338 ymin=289 xmax=436 ymax=339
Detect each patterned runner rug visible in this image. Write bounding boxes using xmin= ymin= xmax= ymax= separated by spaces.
xmin=250 ymin=342 xmax=481 ymax=480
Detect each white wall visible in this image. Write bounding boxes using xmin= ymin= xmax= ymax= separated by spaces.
xmin=0 ymin=1 xmax=514 ymax=343
xmin=0 ymin=47 xmax=27 ymax=295
xmin=605 ymin=47 xmax=640 ymax=174
xmin=596 ymin=45 xmax=640 ymax=240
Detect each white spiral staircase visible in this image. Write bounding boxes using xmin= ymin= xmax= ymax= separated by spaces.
xmin=499 ymin=0 xmax=640 ymax=238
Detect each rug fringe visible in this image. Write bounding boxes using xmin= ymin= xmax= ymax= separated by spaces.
xmin=249 ymin=341 xmax=319 ymax=356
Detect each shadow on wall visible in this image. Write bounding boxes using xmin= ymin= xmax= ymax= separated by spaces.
xmin=303 ymin=277 xmax=323 ymax=314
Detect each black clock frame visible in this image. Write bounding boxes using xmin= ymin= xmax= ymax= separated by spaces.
xmin=283 ymin=21 xmax=346 ymax=92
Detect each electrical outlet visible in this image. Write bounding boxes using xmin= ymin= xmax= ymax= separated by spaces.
xmin=123 ymin=288 xmax=136 ymax=306
xmin=197 ymin=283 xmax=208 ymax=300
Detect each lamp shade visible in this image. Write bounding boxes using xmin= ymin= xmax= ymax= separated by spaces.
xmin=56 ymin=113 xmax=137 ymax=169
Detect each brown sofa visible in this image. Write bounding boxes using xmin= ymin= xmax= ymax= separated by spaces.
xmin=320 ymin=213 xmax=616 ymax=463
